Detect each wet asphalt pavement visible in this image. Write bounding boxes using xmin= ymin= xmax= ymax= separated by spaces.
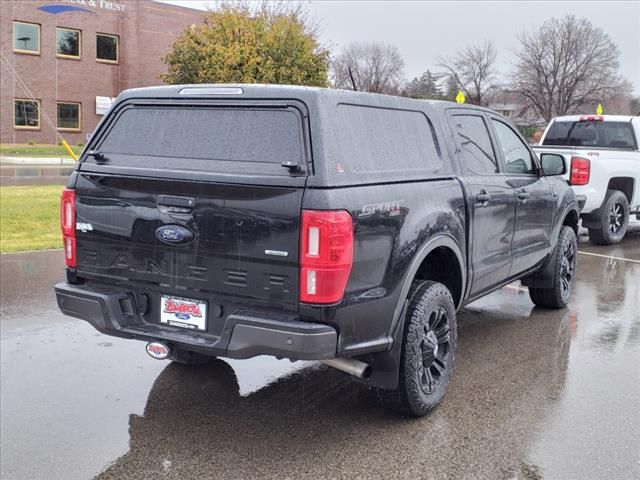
xmin=1 ymin=229 xmax=639 ymax=480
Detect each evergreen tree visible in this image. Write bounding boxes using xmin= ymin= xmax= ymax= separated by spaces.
xmin=404 ymin=70 xmax=442 ymax=99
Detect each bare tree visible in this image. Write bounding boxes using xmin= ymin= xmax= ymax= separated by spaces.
xmin=631 ymin=97 xmax=640 ymax=116
xmin=331 ymin=42 xmax=405 ymax=94
xmin=437 ymin=41 xmax=497 ymax=106
xmin=511 ymin=15 xmax=632 ymax=121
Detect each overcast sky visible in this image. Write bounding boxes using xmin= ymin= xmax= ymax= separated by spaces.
xmin=159 ymin=0 xmax=640 ymax=94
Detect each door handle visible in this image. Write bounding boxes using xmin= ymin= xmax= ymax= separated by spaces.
xmin=157 ymin=194 xmax=195 ymax=214
xmin=157 ymin=195 xmax=195 ymax=208
xmin=517 ymin=190 xmax=530 ymax=201
xmin=476 ymin=191 xmax=491 ymax=204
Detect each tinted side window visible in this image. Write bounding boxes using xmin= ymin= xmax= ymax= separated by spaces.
xmin=451 ymin=114 xmax=497 ymax=175
xmin=334 ymin=104 xmax=445 ymax=179
xmin=492 ymin=119 xmax=535 ymax=174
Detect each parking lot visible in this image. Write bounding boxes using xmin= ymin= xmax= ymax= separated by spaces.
xmin=1 ymin=228 xmax=638 ymax=480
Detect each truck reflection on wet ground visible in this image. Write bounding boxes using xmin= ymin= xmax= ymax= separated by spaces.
xmin=96 ymin=303 xmax=574 ymax=480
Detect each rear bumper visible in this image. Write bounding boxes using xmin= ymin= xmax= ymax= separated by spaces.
xmin=54 ymin=282 xmax=337 ymax=360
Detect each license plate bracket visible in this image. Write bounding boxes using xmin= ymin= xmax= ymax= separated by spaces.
xmin=160 ymin=295 xmax=207 ymax=331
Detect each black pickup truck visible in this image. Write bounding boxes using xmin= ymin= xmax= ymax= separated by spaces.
xmin=55 ymin=85 xmax=579 ymax=416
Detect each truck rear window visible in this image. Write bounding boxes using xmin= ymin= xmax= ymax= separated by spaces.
xmin=543 ymin=121 xmax=637 ymax=149
xmin=94 ymin=106 xmax=304 ymax=173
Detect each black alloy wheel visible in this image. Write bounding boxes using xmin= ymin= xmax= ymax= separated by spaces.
xmin=418 ymin=306 xmax=452 ymax=396
xmin=559 ymin=238 xmax=576 ymax=299
xmin=608 ymin=202 xmax=624 ymax=234
xmin=529 ymin=226 xmax=577 ymax=309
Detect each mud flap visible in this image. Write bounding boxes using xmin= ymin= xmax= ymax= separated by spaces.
xmin=360 ymin=300 xmax=409 ymax=390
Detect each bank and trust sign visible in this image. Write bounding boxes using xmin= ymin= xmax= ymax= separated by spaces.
xmin=39 ymin=0 xmax=126 ymax=14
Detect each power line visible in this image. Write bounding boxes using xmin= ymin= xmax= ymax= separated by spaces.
xmin=1 ymin=51 xmax=60 ymax=137
xmin=2 ymin=51 xmax=78 ymax=159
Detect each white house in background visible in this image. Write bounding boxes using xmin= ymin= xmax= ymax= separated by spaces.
xmin=488 ymin=102 xmax=547 ymax=128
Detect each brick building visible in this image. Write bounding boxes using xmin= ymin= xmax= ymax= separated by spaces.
xmin=1 ymin=0 xmax=203 ymax=145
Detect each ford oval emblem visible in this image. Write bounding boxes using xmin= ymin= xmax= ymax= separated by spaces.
xmin=155 ymin=225 xmax=194 ymax=245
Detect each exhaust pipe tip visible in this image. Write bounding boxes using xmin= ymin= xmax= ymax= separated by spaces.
xmin=321 ymin=357 xmax=372 ymax=380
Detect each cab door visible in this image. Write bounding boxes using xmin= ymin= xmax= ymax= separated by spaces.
xmin=447 ymin=110 xmax=516 ymax=297
xmin=488 ymin=116 xmax=555 ymax=275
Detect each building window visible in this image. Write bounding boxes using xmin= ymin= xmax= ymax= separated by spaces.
xmin=57 ymin=102 xmax=81 ymax=131
xmin=14 ymin=99 xmax=41 ymax=129
xmin=56 ymin=28 xmax=81 ymax=59
xmin=96 ymin=34 xmax=119 ymax=63
xmin=13 ymin=21 xmax=40 ymax=55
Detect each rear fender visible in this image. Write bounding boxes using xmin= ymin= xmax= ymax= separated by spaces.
xmin=364 ymin=235 xmax=465 ymax=390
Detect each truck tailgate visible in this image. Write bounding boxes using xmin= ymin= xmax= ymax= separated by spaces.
xmin=74 ymin=173 xmax=303 ymax=309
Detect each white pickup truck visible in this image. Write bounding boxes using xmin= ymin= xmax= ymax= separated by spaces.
xmin=533 ymin=114 xmax=640 ymax=244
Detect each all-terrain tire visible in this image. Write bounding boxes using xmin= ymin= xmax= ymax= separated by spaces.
xmin=588 ymin=189 xmax=629 ymax=245
xmin=374 ymin=280 xmax=457 ymax=417
xmin=529 ymin=226 xmax=577 ymax=309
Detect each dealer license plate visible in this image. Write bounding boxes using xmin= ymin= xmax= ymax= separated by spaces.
xmin=160 ymin=295 xmax=207 ymax=331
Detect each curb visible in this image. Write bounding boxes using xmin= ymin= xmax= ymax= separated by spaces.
xmin=0 ymin=156 xmax=76 ymax=165
xmin=0 ymin=248 xmax=64 ymax=255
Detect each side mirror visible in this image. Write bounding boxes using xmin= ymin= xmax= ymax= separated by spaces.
xmin=540 ymin=153 xmax=566 ymax=176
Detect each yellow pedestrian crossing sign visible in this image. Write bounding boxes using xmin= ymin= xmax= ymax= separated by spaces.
xmin=596 ymin=104 xmax=604 ymax=115
xmin=456 ymin=90 xmax=466 ymax=104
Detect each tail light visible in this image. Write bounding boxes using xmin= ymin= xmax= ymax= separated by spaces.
xmin=570 ymin=157 xmax=590 ymax=186
xmin=60 ymin=188 xmax=76 ymax=267
xmin=300 ymin=210 xmax=353 ymax=304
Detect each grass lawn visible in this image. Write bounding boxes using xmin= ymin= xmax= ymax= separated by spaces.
xmin=0 ymin=143 xmax=83 ymax=158
xmin=1 ymin=185 xmax=64 ymax=253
